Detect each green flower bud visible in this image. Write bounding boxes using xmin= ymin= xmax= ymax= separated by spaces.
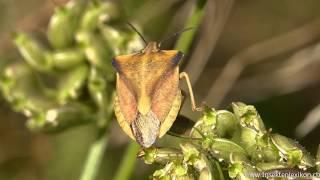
xmin=76 ymin=31 xmax=114 ymax=81
xmin=47 ymin=48 xmax=86 ymax=70
xmin=180 ymin=143 xmax=215 ymax=179
xmin=153 ymin=162 xmax=193 ymax=180
xmin=271 ymin=134 xmax=315 ymax=169
xmin=88 ymin=67 xmax=114 ymax=128
xmin=13 ymin=32 xmax=52 ymax=72
xmin=99 ymin=24 xmax=145 ymax=55
xmin=47 ymin=0 xmax=86 ymax=49
xmin=215 ymin=110 xmax=238 ymax=138
xmin=80 ymin=1 xmax=120 ymax=31
xmin=229 ymin=153 xmax=257 ymax=180
xmin=56 ymin=65 xmax=89 ymax=104
xmin=27 ymin=102 xmax=94 ymax=132
xmin=236 ymin=126 xmax=279 ymax=162
xmin=203 ymin=137 xmax=247 ymax=163
xmin=232 ymin=102 xmax=266 ymax=133
xmin=0 ymin=63 xmax=56 ymax=115
xmin=88 ymin=67 xmax=109 ymax=108
xmin=228 ymin=163 xmax=258 ymax=180
xmin=138 ymin=147 xmax=182 ymax=165
xmin=238 ymin=126 xmax=259 ymax=148
xmin=199 ymin=168 xmax=213 ymax=180
xmin=190 ymin=108 xmax=217 ymax=138
xmin=124 ymin=31 xmax=145 ymax=54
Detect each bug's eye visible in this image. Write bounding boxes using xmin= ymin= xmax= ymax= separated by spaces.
xmin=112 ymin=58 xmax=120 ymax=71
xmin=171 ymin=51 xmax=184 ymax=65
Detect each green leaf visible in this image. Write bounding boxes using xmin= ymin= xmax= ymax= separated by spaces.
xmin=80 ymin=1 xmax=120 ymax=31
xmin=47 ymin=48 xmax=86 ymax=70
xmin=0 ymin=63 xmax=57 ymax=115
xmin=76 ymin=31 xmax=114 ymax=80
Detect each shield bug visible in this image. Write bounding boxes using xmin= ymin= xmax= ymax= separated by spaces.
xmin=112 ymin=24 xmax=202 ymax=148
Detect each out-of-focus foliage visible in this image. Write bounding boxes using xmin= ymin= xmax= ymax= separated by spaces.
xmin=0 ymin=0 xmax=144 ymax=132
xmin=0 ymin=0 xmax=144 ymax=179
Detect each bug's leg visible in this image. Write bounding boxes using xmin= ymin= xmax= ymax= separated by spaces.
xmin=179 ymin=72 xmax=204 ymax=111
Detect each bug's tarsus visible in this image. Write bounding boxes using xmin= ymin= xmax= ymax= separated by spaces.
xmin=179 ymin=72 xmax=204 ymax=112
xmin=126 ymin=22 xmax=147 ymax=46
xmin=159 ymin=27 xmax=195 ymax=48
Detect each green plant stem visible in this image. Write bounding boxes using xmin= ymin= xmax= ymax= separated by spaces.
xmin=113 ymin=142 xmax=140 ymax=180
xmin=174 ymin=0 xmax=207 ymax=53
xmin=80 ymin=129 xmax=109 ymax=180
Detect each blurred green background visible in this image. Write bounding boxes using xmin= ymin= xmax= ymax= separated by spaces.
xmin=0 ymin=0 xmax=320 ymax=179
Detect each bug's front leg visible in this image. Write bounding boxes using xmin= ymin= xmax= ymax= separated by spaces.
xmin=179 ymin=72 xmax=204 ymax=112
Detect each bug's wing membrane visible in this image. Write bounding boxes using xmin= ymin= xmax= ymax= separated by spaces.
xmin=131 ymin=111 xmax=160 ymax=147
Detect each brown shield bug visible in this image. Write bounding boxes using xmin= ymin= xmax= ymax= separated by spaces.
xmin=112 ymin=24 xmax=202 ymax=148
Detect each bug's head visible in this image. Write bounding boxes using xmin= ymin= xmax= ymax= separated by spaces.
xmin=142 ymin=42 xmax=159 ymax=53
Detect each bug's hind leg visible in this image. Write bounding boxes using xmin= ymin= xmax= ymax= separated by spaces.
xmin=179 ymin=72 xmax=205 ymax=112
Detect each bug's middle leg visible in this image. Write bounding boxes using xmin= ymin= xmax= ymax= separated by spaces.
xmin=179 ymin=72 xmax=204 ymax=112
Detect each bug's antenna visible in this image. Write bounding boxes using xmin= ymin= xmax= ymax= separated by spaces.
xmin=126 ymin=22 xmax=147 ymax=45
xmin=159 ymin=27 xmax=194 ymax=48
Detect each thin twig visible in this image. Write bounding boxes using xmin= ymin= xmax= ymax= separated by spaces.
xmin=205 ymin=18 xmax=320 ymax=107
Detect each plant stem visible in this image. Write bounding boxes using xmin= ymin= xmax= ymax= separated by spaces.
xmin=174 ymin=0 xmax=207 ymax=53
xmin=80 ymin=129 xmax=109 ymax=180
xmin=113 ymin=142 xmax=140 ymax=180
